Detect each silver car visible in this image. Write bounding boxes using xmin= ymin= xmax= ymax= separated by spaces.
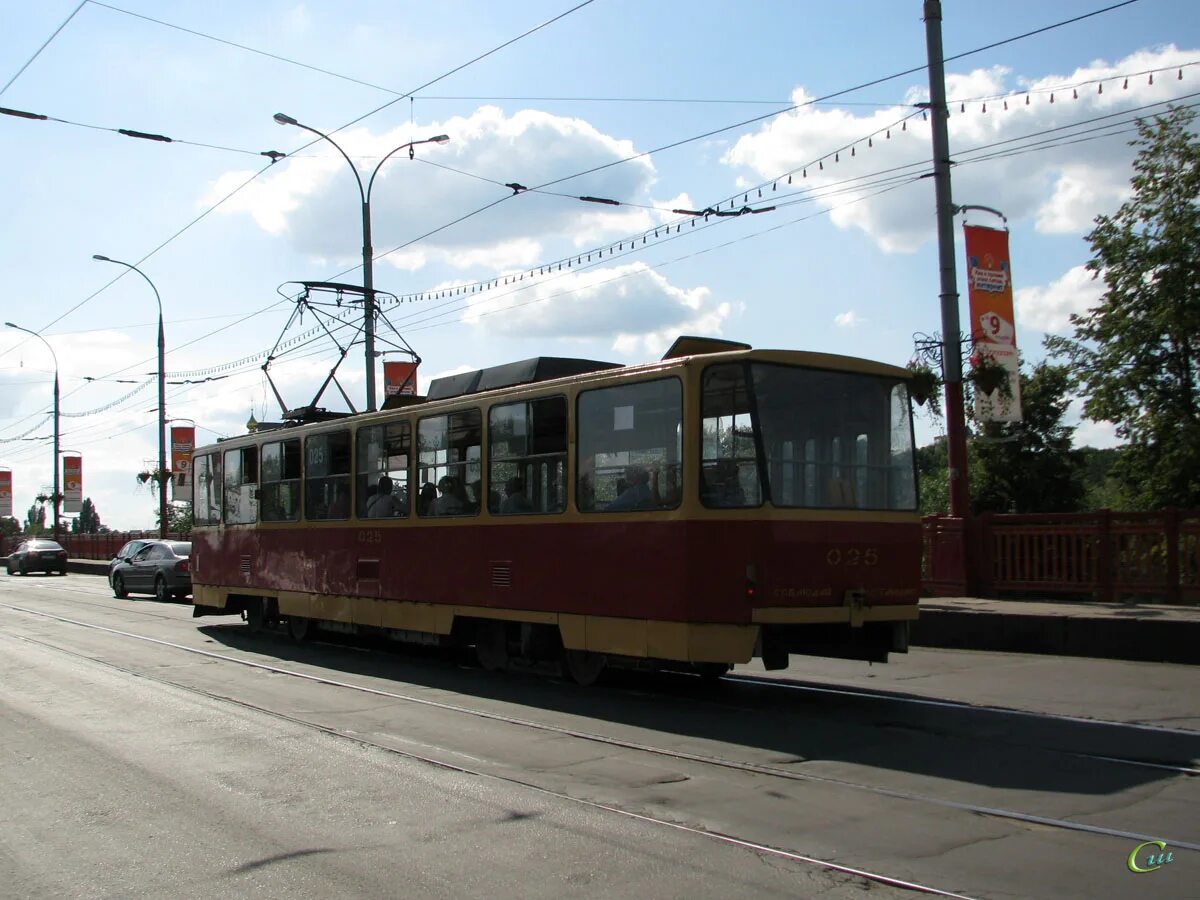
xmin=111 ymin=541 xmax=192 ymax=601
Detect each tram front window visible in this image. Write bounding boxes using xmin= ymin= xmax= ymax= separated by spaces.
xmin=700 ymin=362 xmax=916 ymax=511
xmin=750 ymin=363 xmax=916 ymax=511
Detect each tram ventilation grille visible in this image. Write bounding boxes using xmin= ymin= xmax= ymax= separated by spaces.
xmin=491 ymin=563 xmax=512 ymax=588
xmin=239 ymin=555 xmax=252 ymax=575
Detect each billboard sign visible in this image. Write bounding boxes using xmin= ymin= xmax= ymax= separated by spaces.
xmin=964 ymin=224 xmax=1023 ymax=423
xmin=383 ymin=361 xmax=419 ymax=397
xmin=0 ymin=470 xmax=11 ymax=518
xmin=63 ymin=455 xmax=82 ymax=513
xmin=171 ymin=426 xmax=196 ymax=501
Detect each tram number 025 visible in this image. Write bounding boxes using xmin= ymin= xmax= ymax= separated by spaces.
xmin=826 ymin=547 xmax=879 ymax=567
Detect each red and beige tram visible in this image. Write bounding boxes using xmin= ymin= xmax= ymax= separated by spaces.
xmin=190 ymin=336 xmax=921 ymax=683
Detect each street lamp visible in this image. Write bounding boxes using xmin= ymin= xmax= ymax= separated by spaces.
xmin=5 ymin=322 xmax=60 ymax=540
xmin=92 ymin=255 xmax=168 ymax=538
xmin=273 ymin=112 xmax=449 ymax=411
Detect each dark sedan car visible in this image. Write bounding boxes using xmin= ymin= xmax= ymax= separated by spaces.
xmin=108 ymin=539 xmax=153 ymax=589
xmin=6 ymin=539 xmax=68 ymax=576
xmin=111 ymin=540 xmax=191 ymax=601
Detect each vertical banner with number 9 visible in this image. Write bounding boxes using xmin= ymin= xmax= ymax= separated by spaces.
xmin=964 ymin=224 xmax=1023 ymax=423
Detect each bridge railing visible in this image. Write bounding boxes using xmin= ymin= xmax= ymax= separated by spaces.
xmin=923 ymin=510 xmax=1200 ymax=603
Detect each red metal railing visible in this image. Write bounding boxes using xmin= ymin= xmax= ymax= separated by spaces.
xmin=0 ymin=531 xmax=191 ymax=561
xmin=923 ymin=510 xmax=1200 ymax=603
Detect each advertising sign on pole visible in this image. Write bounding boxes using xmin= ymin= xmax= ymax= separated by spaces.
xmin=171 ymin=426 xmax=196 ymax=501
xmin=63 ymin=456 xmax=83 ymax=513
xmin=964 ymin=224 xmax=1023 ymax=423
xmin=383 ymin=361 xmax=419 ymax=397
xmin=0 ymin=470 xmax=12 ymax=518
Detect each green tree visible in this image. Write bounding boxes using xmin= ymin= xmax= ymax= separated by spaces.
xmin=72 ymin=498 xmax=102 ymax=534
xmin=1046 ymin=106 xmax=1200 ymax=509
xmin=0 ymin=516 xmax=20 ymax=539
xmin=155 ymin=503 xmax=193 ymax=534
xmin=24 ymin=502 xmax=46 ymax=536
xmin=970 ymin=363 xmax=1086 ymax=514
xmin=915 ymin=363 xmax=1086 ymax=515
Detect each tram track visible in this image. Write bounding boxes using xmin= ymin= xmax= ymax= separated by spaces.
xmin=0 ymin=611 xmax=976 ymax=900
xmin=2 ymin=597 xmax=1198 ymax=863
xmin=14 ymin=577 xmax=1200 ymax=742
xmin=726 ymin=673 xmax=1200 ymax=738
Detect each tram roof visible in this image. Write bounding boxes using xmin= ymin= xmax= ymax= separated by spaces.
xmin=200 ymin=338 xmax=910 ymax=449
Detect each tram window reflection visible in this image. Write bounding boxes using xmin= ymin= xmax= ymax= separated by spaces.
xmin=417 ymin=409 xmax=481 ymax=517
xmin=488 ymin=397 xmax=566 ymax=515
xmin=305 ymin=430 xmax=352 ymax=520
xmin=700 ymin=363 xmax=762 ymax=508
xmin=357 ymin=420 xmax=410 ymax=519
xmin=193 ymin=452 xmax=222 ymax=525
xmin=223 ymin=445 xmax=259 ymax=525
xmin=576 ymin=378 xmax=682 ymax=513
xmin=261 ymin=438 xmax=301 ymax=522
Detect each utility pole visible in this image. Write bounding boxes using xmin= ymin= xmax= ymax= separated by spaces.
xmin=923 ymin=0 xmax=971 ymax=519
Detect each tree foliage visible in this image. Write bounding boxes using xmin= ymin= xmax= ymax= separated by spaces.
xmin=1046 ymin=106 xmax=1200 ymax=508
xmin=71 ymin=498 xmax=102 ymax=534
xmin=156 ymin=503 xmax=193 ymax=534
xmin=917 ymin=362 xmax=1086 ymax=515
xmin=24 ymin=502 xmax=46 ymax=536
xmin=969 ymin=363 xmax=1085 ymax=514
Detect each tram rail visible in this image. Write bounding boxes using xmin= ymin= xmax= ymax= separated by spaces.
xmin=2 ymin=596 xmax=1197 ymax=862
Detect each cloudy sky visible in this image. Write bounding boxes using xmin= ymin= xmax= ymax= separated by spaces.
xmin=1 ymin=0 xmax=1196 ymax=529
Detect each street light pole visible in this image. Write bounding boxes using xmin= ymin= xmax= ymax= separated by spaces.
xmin=92 ymin=255 xmax=168 ymax=538
xmin=923 ymin=0 xmax=971 ymax=520
xmin=5 ymin=322 xmax=59 ymax=540
xmin=272 ymin=113 xmax=448 ymax=412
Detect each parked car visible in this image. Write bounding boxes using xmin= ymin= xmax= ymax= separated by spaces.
xmin=6 ymin=539 xmax=68 ymax=576
xmin=111 ymin=540 xmax=191 ymax=601
xmin=108 ymin=539 xmax=153 ymax=589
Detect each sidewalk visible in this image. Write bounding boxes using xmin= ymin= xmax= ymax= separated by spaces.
xmin=913 ymin=596 xmax=1200 ymax=664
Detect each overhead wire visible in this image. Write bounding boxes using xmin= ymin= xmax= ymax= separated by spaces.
xmin=0 ymin=0 xmax=1152 ymax=429
xmin=0 ymin=1 xmax=87 ymax=97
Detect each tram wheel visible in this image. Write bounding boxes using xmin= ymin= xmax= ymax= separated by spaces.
xmin=287 ymin=616 xmax=313 ymax=642
xmin=563 ymin=649 xmax=606 ymax=686
xmin=475 ymin=621 xmax=508 ymax=672
xmin=695 ymin=662 xmax=732 ymax=683
xmin=245 ymin=598 xmax=266 ymax=633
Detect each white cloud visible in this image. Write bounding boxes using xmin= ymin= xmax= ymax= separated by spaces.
xmin=1016 ymin=264 xmax=1105 ymax=333
xmin=834 ymin=310 xmax=863 ymax=328
xmin=206 ymin=106 xmax=657 ymax=273
xmin=458 ymin=261 xmax=729 ymax=356
xmin=723 ymin=46 xmax=1198 ymax=253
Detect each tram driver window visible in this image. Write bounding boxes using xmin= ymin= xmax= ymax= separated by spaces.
xmin=305 ymin=430 xmax=351 ymax=520
xmin=489 ymin=397 xmax=566 ymax=515
xmin=223 ymin=445 xmax=259 ymax=525
xmin=193 ymin=452 xmax=222 ymax=526
xmin=261 ymin=438 xmax=301 ymax=522
xmin=417 ymin=410 xmax=481 ymax=517
xmin=576 ymin=378 xmax=682 ymax=513
xmin=357 ymin=420 xmax=410 ymax=518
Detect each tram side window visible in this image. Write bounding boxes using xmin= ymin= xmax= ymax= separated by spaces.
xmin=305 ymin=430 xmax=351 ymax=520
xmin=417 ymin=410 xmax=481 ymax=517
xmin=261 ymin=439 xmax=301 ymax=521
xmin=357 ymin=420 xmax=410 ymax=518
xmin=193 ymin=453 xmax=222 ymax=525
xmin=577 ymin=378 xmax=682 ymax=513
xmin=488 ymin=397 xmax=566 ymax=515
xmin=700 ymin=364 xmax=762 ymax=508
xmin=223 ymin=446 xmax=259 ymax=525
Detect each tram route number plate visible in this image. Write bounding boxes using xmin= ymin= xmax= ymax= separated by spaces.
xmin=826 ymin=547 xmax=879 ymax=567
xmin=357 ymin=530 xmax=383 ymax=544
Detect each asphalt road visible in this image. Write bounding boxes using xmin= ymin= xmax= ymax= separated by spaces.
xmin=1 ymin=572 xmax=1197 ymax=899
